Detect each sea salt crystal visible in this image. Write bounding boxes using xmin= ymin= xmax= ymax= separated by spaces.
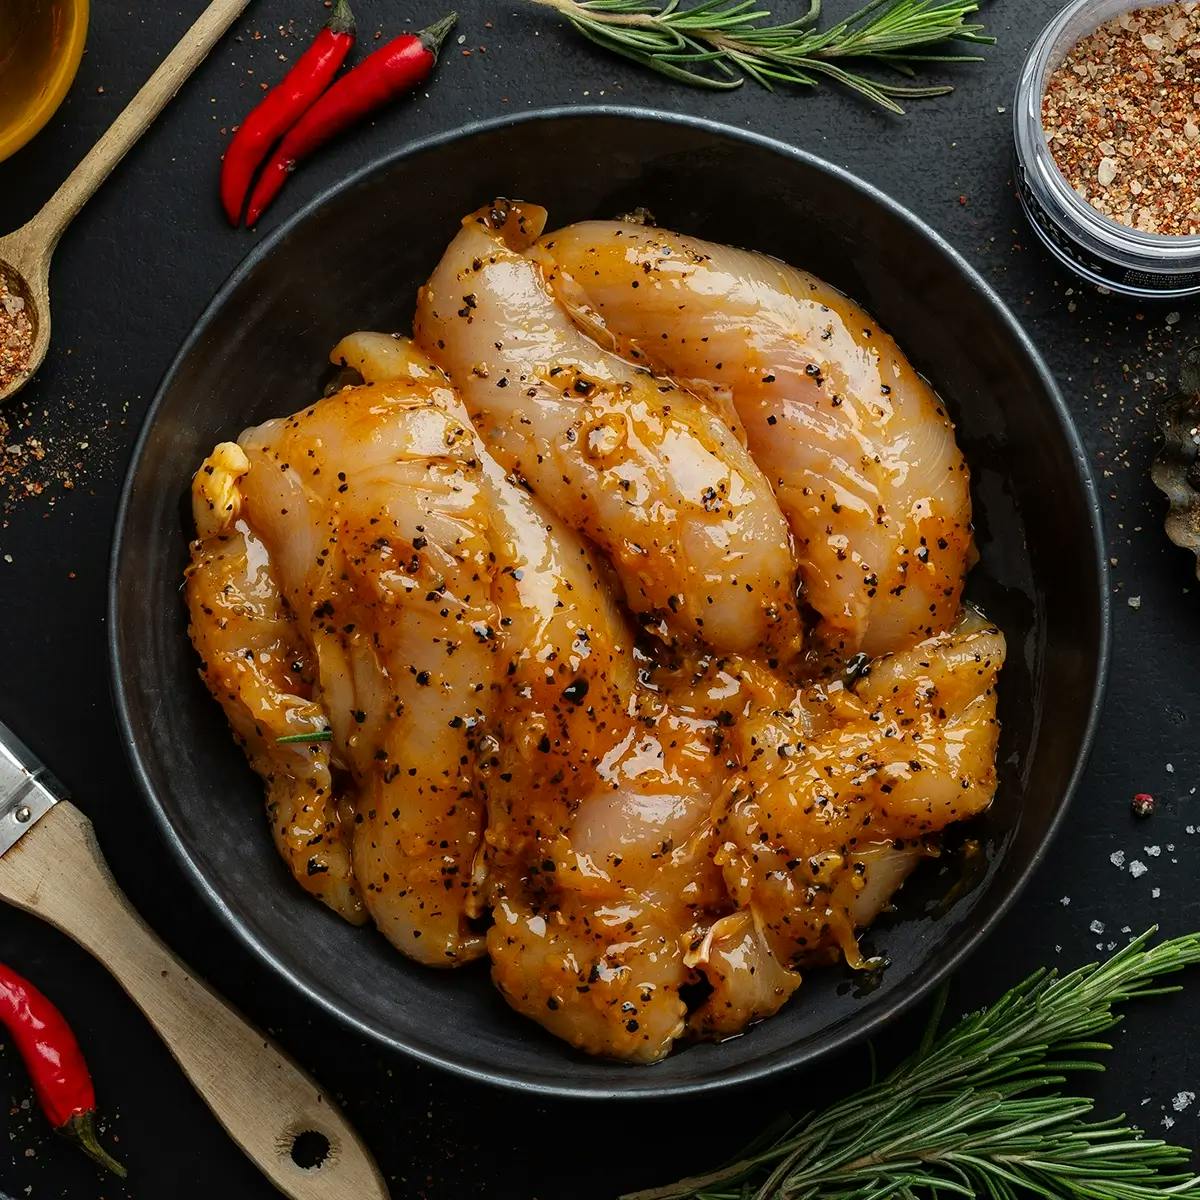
xmin=1164 ymin=1115 xmax=1176 ymax=1129
xmin=1167 ymin=311 xmax=1182 ymax=324
xmin=1167 ymin=762 xmax=1175 ymax=773
xmin=1090 ymin=919 xmax=1105 ymax=934
xmin=1142 ymin=31 xmax=1165 ymax=50
xmin=1172 ymin=1091 xmax=1195 ymax=1112
xmin=1061 ymin=896 xmax=1071 ymax=905
xmin=1153 ymin=887 xmax=1162 ymax=898
xmin=1111 ymin=849 xmax=1127 ymax=868
xmin=1146 ymin=845 xmax=1162 ymax=856
xmin=1129 ymin=859 xmax=1149 ymax=878
xmin=1128 ymin=595 xmax=1142 ymax=609
xmin=1098 ymin=157 xmax=1120 ymax=186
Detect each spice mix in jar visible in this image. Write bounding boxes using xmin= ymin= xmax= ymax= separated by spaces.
xmin=1014 ymin=0 xmax=1200 ymax=297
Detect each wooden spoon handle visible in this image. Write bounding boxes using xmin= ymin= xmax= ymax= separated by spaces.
xmin=0 ymin=802 xmax=389 ymax=1200
xmin=28 ymin=0 xmax=253 ymax=257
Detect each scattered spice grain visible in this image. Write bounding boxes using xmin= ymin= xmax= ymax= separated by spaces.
xmin=1042 ymin=1 xmax=1200 ymax=236
xmin=0 ymin=277 xmax=33 ymax=392
xmin=0 ymin=387 xmax=125 ymax=521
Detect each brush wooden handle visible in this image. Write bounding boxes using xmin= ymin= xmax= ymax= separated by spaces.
xmin=25 ymin=0 xmax=253 ymax=260
xmin=0 ymin=802 xmax=388 ymax=1200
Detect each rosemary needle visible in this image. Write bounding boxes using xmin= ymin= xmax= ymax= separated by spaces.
xmin=624 ymin=929 xmax=1200 ymax=1200
xmin=530 ymin=0 xmax=994 ymax=113
xmin=275 ymin=730 xmax=333 ymax=744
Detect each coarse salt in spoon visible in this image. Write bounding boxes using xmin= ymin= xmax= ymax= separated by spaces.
xmin=0 ymin=0 xmax=255 ymax=403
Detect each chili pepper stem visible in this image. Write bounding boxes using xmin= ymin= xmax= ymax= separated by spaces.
xmin=419 ymin=11 xmax=459 ymax=55
xmin=60 ymin=1111 xmax=127 ymax=1179
xmin=329 ymin=0 xmax=356 ymax=37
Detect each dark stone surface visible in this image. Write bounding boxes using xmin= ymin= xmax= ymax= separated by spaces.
xmin=0 ymin=0 xmax=1197 ymax=1195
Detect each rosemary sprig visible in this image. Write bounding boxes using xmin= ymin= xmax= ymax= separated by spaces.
xmin=275 ymin=729 xmax=333 ymax=744
xmin=531 ymin=0 xmax=993 ymax=112
xmin=625 ymin=929 xmax=1200 ymax=1200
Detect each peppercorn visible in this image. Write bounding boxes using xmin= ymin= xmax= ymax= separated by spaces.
xmin=1131 ymin=792 xmax=1156 ymax=818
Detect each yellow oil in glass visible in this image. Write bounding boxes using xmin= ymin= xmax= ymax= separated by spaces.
xmin=0 ymin=0 xmax=85 ymax=157
xmin=0 ymin=2 xmax=64 ymax=119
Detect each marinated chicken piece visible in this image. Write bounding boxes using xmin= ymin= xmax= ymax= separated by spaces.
xmin=684 ymin=909 xmax=801 ymax=1038
xmin=489 ymin=893 xmax=688 ymax=1061
xmin=330 ymin=335 xmax=639 ymax=890
xmin=485 ymin=723 xmax=718 ymax=1064
xmin=185 ymin=443 xmax=364 ymax=924
xmin=718 ymin=621 xmax=1005 ymax=967
xmin=626 ymin=649 xmax=804 ymax=1036
xmin=537 ymin=220 xmax=973 ymax=656
xmin=485 ymin=699 xmax=734 ymax=1061
xmin=414 ymin=201 xmax=804 ymax=662
xmin=231 ymin=374 xmax=503 ymax=966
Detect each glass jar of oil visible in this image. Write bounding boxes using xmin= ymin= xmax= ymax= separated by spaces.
xmin=0 ymin=0 xmax=89 ymax=163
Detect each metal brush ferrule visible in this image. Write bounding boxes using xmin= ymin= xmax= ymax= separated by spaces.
xmin=0 ymin=726 xmax=61 ymax=857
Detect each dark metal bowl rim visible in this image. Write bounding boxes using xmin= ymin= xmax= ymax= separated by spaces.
xmin=107 ymin=104 xmax=1113 ymax=1101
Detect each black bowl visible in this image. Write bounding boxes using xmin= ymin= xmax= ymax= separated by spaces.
xmin=109 ymin=108 xmax=1109 ymax=1099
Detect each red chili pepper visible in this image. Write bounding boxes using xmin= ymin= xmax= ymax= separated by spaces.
xmin=0 ymin=963 xmax=125 ymax=1178
xmin=220 ymin=0 xmax=357 ymax=225
xmin=245 ymin=12 xmax=458 ymax=227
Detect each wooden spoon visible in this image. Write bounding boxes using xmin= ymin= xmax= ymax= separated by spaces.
xmin=0 ymin=0 xmax=254 ymax=403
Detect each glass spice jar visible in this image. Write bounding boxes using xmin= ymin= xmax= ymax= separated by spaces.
xmin=1013 ymin=0 xmax=1200 ymax=298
